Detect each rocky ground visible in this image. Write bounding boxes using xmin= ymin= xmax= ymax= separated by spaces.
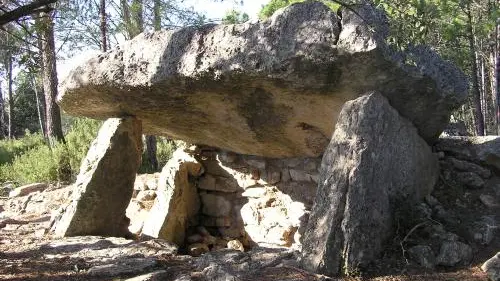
xmin=0 ymin=166 xmax=498 ymax=281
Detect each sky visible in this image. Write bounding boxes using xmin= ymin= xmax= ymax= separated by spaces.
xmin=187 ymin=0 xmax=270 ymax=20
xmin=56 ymin=0 xmax=270 ymax=82
xmin=0 ymin=0 xmax=271 ymax=95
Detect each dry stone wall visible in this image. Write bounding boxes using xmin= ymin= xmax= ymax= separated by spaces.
xmin=194 ymin=148 xmax=320 ymax=249
xmin=126 ymin=146 xmax=321 ymax=252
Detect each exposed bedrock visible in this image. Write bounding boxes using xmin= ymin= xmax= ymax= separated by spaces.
xmin=53 ymin=117 xmax=143 ymax=237
xmin=58 ymin=1 xmax=466 ymax=157
xmin=300 ymin=92 xmax=439 ymax=276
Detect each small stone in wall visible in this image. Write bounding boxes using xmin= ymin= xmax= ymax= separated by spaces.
xmin=454 ymin=171 xmax=485 ymax=189
xmin=408 ymin=245 xmax=436 ymax=268
xmin=289 ymin=169 xmax=311 ymax=182
xmin=201 ymin=216 xmax=232 ymax=227
xmin=188 ymin=243 xmax=209 ymax=257
xmin=187 ymin=234 xmax=204 ymax=244
xmin=136 ymin=190 xmax=156 ymax=201
xmin=436 ymin=241 xmax=472 ymax=266
xmin=479 ymin=194 xmax=499 ymax=209
xmin=200 ymin=193 xmax=232 ymax=217
xmin=196 ymin=226 xmax=211 ymax=237
xmin=227 ymin=240 xmax=244 ymax=252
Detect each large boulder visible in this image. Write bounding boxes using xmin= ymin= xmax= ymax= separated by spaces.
xmin=435 ymin=136 xmax=500 ymax=172
xmin=141 ymin=148 xmax=204 ymax=246
xmin=53 ymin=117 xmax=143 ymax=237
xmin=58 ymin=2 xmax=466 ymax=158
xmin=300 ymin=92 xmax=438 ymax=276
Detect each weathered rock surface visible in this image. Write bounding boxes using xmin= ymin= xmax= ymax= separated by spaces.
xmin=59 ymin=2 xmax=466 ymax=157
xmin=53 ymin=117 xmax=143 ymax=237
xmin=482 ymin=252 xmax=500 ymax=281
xmin=141 ymin=148 xmax=203 ymax=245
xmin=300 ymin=93 xmax=438 ymax=276
xmin=435 ymin=136 xmax=500 ymax=172
xmin=8 ymin=183 xmax=48 ymax=198
xmin=436 ymin=241 xmax=472 ymax=267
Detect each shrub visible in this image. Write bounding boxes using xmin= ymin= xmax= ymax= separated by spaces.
xmin=0 ymin=117 xmax=179 ymax=185
xmin=64 ymin=118 xmax=102 ymax=175
xmin=0 ymin=131 xmax=46 ymax=165
xmin=0 ymin=118 xmax=101 ymax=185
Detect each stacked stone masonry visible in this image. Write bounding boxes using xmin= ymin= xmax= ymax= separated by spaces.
xmin=127 ymin=146 xmax=321 ymax=252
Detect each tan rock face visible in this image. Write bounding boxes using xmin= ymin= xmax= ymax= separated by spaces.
xmin=58 ymin=2 xmax=466 ymax=157
xmin=53 ymin=117 xmax=143 ymax=237
xmin=141 ymin=149 xmax=203 ymax=245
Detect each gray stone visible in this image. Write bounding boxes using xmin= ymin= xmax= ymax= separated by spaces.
xmin=436 ymin=241 xmax=472 ymax=266
xmin=471 ymin=216 xmax=498 ymax=245
xmin=300 ymin=93 xmax=438 ymax=276
xmin=88 ymin=257 xmax=157 ymax=276
xmin=289 ymin=169 xmax=311 ymax=182
xmin=480 ymin=194 xmax=499 ymax=209
xmin=9 ymin=183 xmax=47 ymax=198
xmin=188 ymin=243 xmax=209 ymax=257
xmin=408 ymin=245 xmax=436 ymax=268
xmin=482 ymin=252 xmax=500 ymax=281
xmin=59 ymin=2 xmax=466 ymax=158
xmin=136 ymin=190 xmax=156 ymax=201
xmin=454 ymin=171 xmax=485 ymax=189
xmin=53 ymin=117 xmax=143 ymax=237
xmin=436 ymin=136 xmax=500 ymax=172
xmin=446 ymin=157 xmax=491 ymax=178
xmin=142 ymin=148 xmax=203 ymax=245
xmin=200 ymin=192 xmax=232 ymax=217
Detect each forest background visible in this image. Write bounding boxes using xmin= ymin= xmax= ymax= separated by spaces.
xmin=0 ymin=0 xmax=498 ymax=186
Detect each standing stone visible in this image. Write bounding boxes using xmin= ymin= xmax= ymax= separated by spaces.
xmin=54 ymin=117 xmax=143 ymax=237
xmin=300 ymin=93 xmax=438 ymax=276
xmin=141 ymin=148 xmax=204 ymax=246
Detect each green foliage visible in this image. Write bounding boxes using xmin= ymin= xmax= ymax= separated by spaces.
xmin=0 ymin=118 xmax=102 ymax=185
xmin=0 ymin=117 xmax=179 ymax=185
xmin=0 ymin=132 xmax=45 ymax=165
xmin=222 ymin=9 xmax=250 ymax=24
xmin=259 ymin=0 xmax=339 ymax=19
xmin=64 ymin=118 xmax=102 ymax=174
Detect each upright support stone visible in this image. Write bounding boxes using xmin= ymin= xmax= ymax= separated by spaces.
xmin=142 ymin=148 xmax=204 ymax=246
xmin=300 ymin=93 xmax=438 ymax=276
xmin=53 ymin=117 xmax=143 ymax=237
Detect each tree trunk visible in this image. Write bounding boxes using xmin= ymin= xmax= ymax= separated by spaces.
xmin=99 ymin=0 xmax=107 ymax=52
xmin=153 ymin=0 xmax=161 ymax=31
xmin=146 ymin=135 xmax=158 ymax=171
xmin=40 ymin=10 xmax=65 ymax=145
xmin=466 ymin=4 xmax=485 ymax=136
xmin=480 ymin=53 xmax=487 ymax=134
xmin=120 ymin=0 xmax=132 ymax=39
xmin=131 ymin=0 xmax=143 ymax=37
xmin=6 ymin=55 xmax=13 ymax=139
xmin=31 ymin=74 xmax=45 ymax=135
xmin=0 ymin=81 xmax=4 ymax=139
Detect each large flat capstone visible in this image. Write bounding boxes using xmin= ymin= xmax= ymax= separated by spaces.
xmin=58 ymin=2 xmax=466 ymax=157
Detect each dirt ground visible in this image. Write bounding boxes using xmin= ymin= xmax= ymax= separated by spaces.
xmin=0 ymin=175 xmax=497 ymax=281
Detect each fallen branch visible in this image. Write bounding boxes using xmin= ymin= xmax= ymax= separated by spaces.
xmin=400 ymin=221 xmax=429 ymax=264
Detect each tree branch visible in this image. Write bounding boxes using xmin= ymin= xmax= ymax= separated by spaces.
xmin=0 ymin=0 xmax=57 ymax=26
